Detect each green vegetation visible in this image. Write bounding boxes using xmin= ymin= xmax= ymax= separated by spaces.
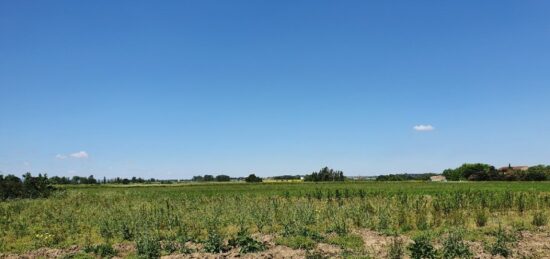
xmin=304 ymin=167 xmax=344 ymax=182
xmin=244 ymin=174 xmax=263 ymax=183
xmin=2 ymin=180 xmax=550 ymax=257
xmin=0 ymin=173 xmax=54 ymax=200
xmin=443 ymin=163 xmax=550 ymax=181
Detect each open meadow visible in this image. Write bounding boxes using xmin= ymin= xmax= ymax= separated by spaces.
xmin=1 ymin=181 xmax=550 ymax=258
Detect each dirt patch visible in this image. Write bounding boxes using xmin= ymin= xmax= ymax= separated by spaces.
xmin=515 ymin=230 xmax=550 ymax=258
xmin=3 ymin=230 xmax=550 ymax=258
xmin=355 ymin=229 xmax=412 ymax=258
xmin=0 ymin=246 xmax=80 ymax=259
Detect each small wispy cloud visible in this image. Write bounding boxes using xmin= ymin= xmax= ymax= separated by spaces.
xmin=57 ymin=151 xmax=89 ymax=159
xmin=70 ymin=151 xmax=89 ymax=159
xmin=413 ymin=124 xmax=435 ymax=132
xmin=55 ymin=154 xmax=67 ymax=159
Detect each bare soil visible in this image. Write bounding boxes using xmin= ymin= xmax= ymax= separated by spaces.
xmin=2 ymin=229 xmax=550 ymax=258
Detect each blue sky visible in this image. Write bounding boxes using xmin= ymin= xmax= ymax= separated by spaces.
xmin=1 ymin=1 xmax=550 ymax=179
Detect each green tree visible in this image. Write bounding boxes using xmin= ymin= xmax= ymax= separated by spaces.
xmin=245 ymin=174 xmax=262 ymax=183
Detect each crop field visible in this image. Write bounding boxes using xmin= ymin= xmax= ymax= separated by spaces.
xmin=1 ymin=181 xmax=550 ymax=258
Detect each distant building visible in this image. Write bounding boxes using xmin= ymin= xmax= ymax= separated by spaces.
xmin=430 ymin=175 xmax=447 ymax=182
xmin=498 ymin=165 xmax=529 ymax=172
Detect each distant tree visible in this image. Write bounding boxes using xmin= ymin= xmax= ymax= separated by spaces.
xmin=192 ymin=175 xmax=204 ymax=181
xmin=215 ymin=175 xmax=231 ymax=182
xmin=304 ymin=167 xmax=345 ymax=182
xmin=203 ymin=175 xmax=215 ymax=182
xmin=523 ymin=165 xmax=549 ymax=181
xmin=245 ymin=174 xmax=262 ymax=183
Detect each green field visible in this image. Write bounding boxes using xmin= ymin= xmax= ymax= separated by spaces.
xmin=2 ymin=181 xmax=550 ymax=258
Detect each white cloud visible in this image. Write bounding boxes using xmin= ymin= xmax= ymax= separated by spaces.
xmin=70 ymin=151 xmax=89 ymax=159
xmin=56 ymin=154 xmax=67 ymax=159
xmin=413 ymin=124 xmax=435 ymax=131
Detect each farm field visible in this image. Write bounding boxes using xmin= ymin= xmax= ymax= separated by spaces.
xmin=1 ymin=181 xmax=550 ymax=258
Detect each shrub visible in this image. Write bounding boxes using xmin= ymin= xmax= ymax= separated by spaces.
xmin=387 ymin=236 xmax=405 ymax=259
xmin=532 ymin=211 xmax=548 ymax=227
xmin=228 ymin=229 xmax=266 ymax=254
xmin=442 ymin=230 xmax=472 ymax=259
xmin=245 ymin=174 xmax=262 ymax=183
xmin=475 ymin=210 xmax=488 ymax=228
xmin=203 ymin=229 xmax=226 ymax=253
xmin=489 ymin=226 xmax=514 ymax=257
xmin=408 ymin=234 xmax=437 ymax=259
xmin=136 ymin=234 xmax=161 ymax=258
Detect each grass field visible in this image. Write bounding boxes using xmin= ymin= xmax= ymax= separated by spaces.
xmin=1 ymin=181 xmax=550 ymax=258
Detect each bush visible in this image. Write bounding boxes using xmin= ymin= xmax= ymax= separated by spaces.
xmin=136 ymin=234 xmax=161 ymax=258
xmin=532 ymin=211 xmax=548 ymax=227
xmin=475 ymin=211 xmax=488 ymax=228
xmin=245 ymin=174 xmax=262 ymax=183
xmin=204 ymin=229 xmax=226 ymax=253
xmin=228 ymin=229 xmax=266 ymax=254
xmin=489 ymin=226 xmax=514 ymax=257
xmin=442 ymin=230 xmax=472 ymax=259
xmin=0 ymin=173 xmax=54 ymax=200
xmin=408 ymin=234 xmax=437 ymax=259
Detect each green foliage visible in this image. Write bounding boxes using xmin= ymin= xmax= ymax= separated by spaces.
xmin=387 ymin=236 xmax=405 ymax=259
xmin=245 ymin=174 xmax=262 ymax=183
xmin=408 ymin=233 xmax=437 ymax=259
xmin=84 ymin=243 xmax=116 ymax=258
xmin=0 ymin=173 xmax=54 ymax=200
xmin=475 ymin=210 xmax=488 ymax=228
xmin=228 ymin=228 xmax=266 ymax=254
xmin=136 ymin=233 xmax=161 ymax=259
xmin=2 ymin=181 xmax=550 ymax=256
xmin=443 ymin=163 xmax=497 ymax=181
xmin=304 ymin=167 xmax=345 ymax=182
xmin=532 ymin=211 xmax=547 ymax=227
xmin=442 ymin=230 xmax=472 ymax=259
xmin=327 ymin=234 xmax=364 ymax=251
xmin=376 ymin=173 xmax=436 ymax=181
xmin=275 ymin=236 xmax=316 ymax=250
xmin=203 ymin=229 xmax=226 ymax=253
xmin=489 ymin=226 xmax=515 ymax=257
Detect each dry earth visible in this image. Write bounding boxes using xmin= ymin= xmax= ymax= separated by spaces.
xmin=2 ymin=230 xmax=550 ymax=258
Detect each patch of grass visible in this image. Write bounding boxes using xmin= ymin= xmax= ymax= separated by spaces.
xmin=327 ymin=234 xmax=364 ymax=251
xmin=532 ymin=211 xmax=548 ymax=227
xmin=83 ymin=243 xmax=116 ymax=258
xmin=275 ymin=235 xmax=316 ymax=250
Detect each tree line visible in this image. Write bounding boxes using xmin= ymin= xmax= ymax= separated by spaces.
xmin=0 ymin=173 xmax=54 ymax=200
xmin=442 ymin=163 xmax=550 ymax=181
xmin=376 ymin=173 xmax=437 ymax=181
xmin=304 ymin=167 xmax=345 ymax=182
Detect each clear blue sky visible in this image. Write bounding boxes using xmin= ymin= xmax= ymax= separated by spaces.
xmin=1 ymin=1 xmax=549 ymax=179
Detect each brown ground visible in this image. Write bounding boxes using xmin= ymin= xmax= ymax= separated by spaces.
xmin=2 ymin=229 xmax=550 ymax=258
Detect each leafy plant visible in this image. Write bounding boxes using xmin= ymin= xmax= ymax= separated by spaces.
xmin=475 ymin=210 xmax=488 ymax=227
xmin=228 ymin=228 xmax=266 ymax=254
xmin=83 ymin=243 xmax=116 ymax=258
xmin=489 ymin=226 xmax=514 ymax=257
xmin=387 ymin=235 xmax=405 ymax=259
xmin=532 ymin=211 xmax=548 ymax=227
xmin=442 ymin=230 xmax=472 ymax=259
xmin=408 ymin=233 xmax=437 ymax=259
xmin=136 ymin=233 xmax=161 ymax=258
xmin=203 ymin=229 xmax=226 ymax=253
